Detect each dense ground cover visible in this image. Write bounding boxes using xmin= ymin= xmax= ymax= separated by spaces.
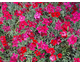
xmin=0 ymin=2 xmax=80 ymax=62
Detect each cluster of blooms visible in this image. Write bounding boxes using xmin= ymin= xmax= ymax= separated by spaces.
xmin=0 ymin=2 xmax=80 ymax=62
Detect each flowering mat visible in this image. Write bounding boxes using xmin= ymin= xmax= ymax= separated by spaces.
xmin=0 ymin=2 xmax=80 ymax=62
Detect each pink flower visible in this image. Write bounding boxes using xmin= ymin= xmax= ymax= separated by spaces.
xmin=34 ymin=12 xmax=41 ymax=19
xmin=19 ymin=15 xmax=25 ymax=22
xmin=55 ymin=6 xmax=62 ymax=12
xmin=54 ymin=20 xmax=62 ymax=31
xmin=49 ymin=55 xmax=57 ymax=62
xmin=64 ymin=2 xmax=71 ymax=7
xmin=12 ymin=41 xmax=18 ymax=47
xmin=10 ymin=53 xmax=18 ymax=62
xmin=2 ymin=25 xmax=11 ymax=32
xmin=60 ymin=31 xmax=67 ymax=38
xmin=67 ymin=35 xmax=77 ymax=45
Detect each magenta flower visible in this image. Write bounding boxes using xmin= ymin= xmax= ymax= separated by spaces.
xmin=3 ymin=11 xmax=12 ymax=20
xmin=54 ymin=20 xmax=62 ymax=31
xmin=36 ymin=26 xmax=48 ymax=34
xmin=12 ymin=41 xmax=18 ymax=47
xmin=40 ymin=53 xmax=45 ymax=59
xmin=12 ymin=35 xmax=23 ymax=47
xmin=21 ymin=33 xmax=28 ymax=41
xmin=34 ymin=12 xmax=41 ymax=19
xmin=29 ymin=43 xmax=36 ymax=51
xmin=2 ymin=25 xmax=11 ymax=32
xmin=70 ymin=12 xmax=80 ymax=23
xmin=2 ymin=4 xmax=7 ymax=12
xmin=10 ymin=53 xmax=18 ymax=62
xmin=74 ymin=58 xmax=80 ymax=62
xmin=0 ymin=16 xmax=4 ymax=22
xmin=13 ymin=2 xmax=18 ymax=4
xmin=0 ymin=47 xmax=5 ymax=53
xmin=37 ymin=41 xmax=48 ymax=50
xmin=67 ymin=35 xmax=77 ymax=45
xmin=55 ymin=37 xmax=61 ymax=45
xmin=0 ymin=16 xmax=4 ymax=25
xmin=44 ymin=3 xmax=55 ymax=13
xmin=75 ymin=29 xmax=80 ymax=37
xmin=19 ymin=21 xmax=27 ymax=30
xmin=42 ymin=18 xmax=49 ymax=26
xmin=19 ymin=15 xmax=25 ymax=22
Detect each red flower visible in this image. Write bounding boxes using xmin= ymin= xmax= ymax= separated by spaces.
xmin=51 ymin=12 xmax=60 ymax=18
xmin=55 ymin=12 xmax=60 ymax=18
xmin=0 ymin=57 xmax=3 ymax=62
xmin=33 ymin=39 xmax=38 ymax=43
xmin=25 ymin=2 xmax=31 ymax=8
xmin=32 ymin=2 xmax=38 ymax=8
xmin=51 ymin=39 xmax=57 ymax=46
xmin=19 ymin=54 xmax=26 ymax=61
xmin=34 ymin=50 xmax=41 ymax=56
xmin=51 ymin=12 xmax=55 ymax=17
xmin=21 ymin=47 xmax=27 ymax=54
xmin=14 ymin=10 xmax=23 ymax=17
xmin=0 ymin=22 xmax=3 ymax=25
xmin=62 ymin=21 xmax=70 ymax=31
xmin=72 ymin=5 xmax=78 ymax=11
xmin=58 ymin=2 xmax=63 ymax=6
xmin=35 ymin=8 xmax=42 ymax=14
xmin=3 ymin=11 xmax=12 ymax=20
xmin=18 ymin=2 xmax=23 ymax=8
xmin=57 ymin=53 xmax=62 ymax=58
xmin=49 ymin=48 xmax=55 ymax=55
xmin=0 ymin=36 xmax=8 ymax=47
xmin=28 ymin=32 xmax=35 ymax=40
xmin=32 ymin=57 xmax=37 ymax=62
